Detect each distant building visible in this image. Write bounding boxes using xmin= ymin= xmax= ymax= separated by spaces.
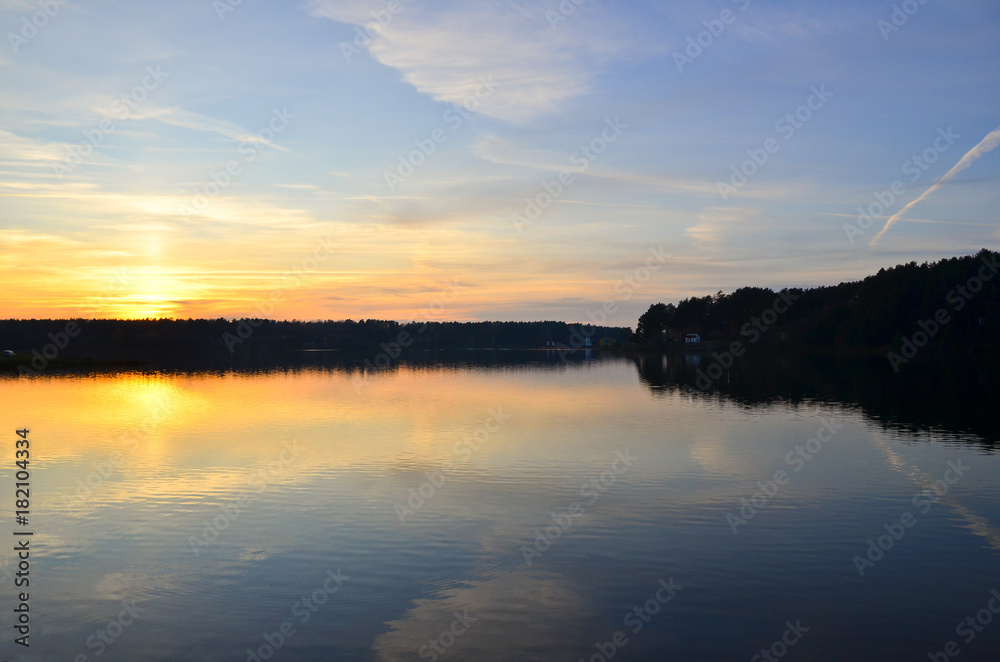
xmin=684 ymin=333 xmax=701 ymax=344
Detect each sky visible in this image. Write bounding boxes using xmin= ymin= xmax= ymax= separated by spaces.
xmin=0 ymin=0 xmax=998 ymax=324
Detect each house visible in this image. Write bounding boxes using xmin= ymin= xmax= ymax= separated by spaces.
xmin=684 ymin=333 xmax=701 ymax=344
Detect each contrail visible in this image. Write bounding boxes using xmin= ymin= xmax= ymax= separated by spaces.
xmin=870 ymin=125 xmax=1000 ymax=247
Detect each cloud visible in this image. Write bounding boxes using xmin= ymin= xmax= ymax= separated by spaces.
xmin=372 ymin=570 xmax=584 ymax=661
xmin=273 ymin=183 xmax=320 ymax=190
xmin=472 ymin=135 xmax=721 ymax=195
xmin=0 ymin=229 xmax=79 ymax=247
xmin=125 ymin=106 xmax=289 ymax=150
xmin=309 ymin=0 xmax=632 ymax=123
xmin=685 ymin=223 xmax=721 ymax=244
xmin=683 ymin=207 xmax=775 ymax=249
xmin=0 ymin=129 xmax=68 ymax=164
xmin=870 ymin=125 xmax=1000 ymax=247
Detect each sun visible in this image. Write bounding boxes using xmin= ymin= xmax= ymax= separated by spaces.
xmin=88 ymin=267 xmax=193 ymax=319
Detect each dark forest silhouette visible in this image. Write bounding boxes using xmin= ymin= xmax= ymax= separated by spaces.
xmin=634 ymin=248 xmax=998 ymax=352
xmin=0 ymin=319 xmax=630 ymax=368
xmin=1 ymin=249 xmax=997 ymax=372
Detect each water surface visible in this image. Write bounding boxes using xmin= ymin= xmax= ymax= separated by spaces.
xmin=3 ymin=353 xmax=999 ymax=661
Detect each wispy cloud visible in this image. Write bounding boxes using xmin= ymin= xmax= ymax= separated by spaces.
xmin=472 ymin=135 xmax=722 ymax=196
xmin=0 ymin=129 xmax=67 ymax=164
xmin=310 ymin=0 xmax=632 ymax=123
xmin=0 ymin=228 xmax=79 ymax=246
xmin=128 ymin=106 xmax=288 ymax=150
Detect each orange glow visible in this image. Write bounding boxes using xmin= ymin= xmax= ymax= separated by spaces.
xmin=0 ymin=202 xmax=676 ymax=322
xmin=1 ymin=365 xmax=652 ymax=485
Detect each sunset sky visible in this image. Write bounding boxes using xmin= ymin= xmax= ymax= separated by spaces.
xmin=1 ymin=0 xmax=998 ymax=323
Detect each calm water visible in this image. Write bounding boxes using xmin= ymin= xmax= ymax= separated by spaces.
xmin=3 ymin=352 xmax=999 ymax=661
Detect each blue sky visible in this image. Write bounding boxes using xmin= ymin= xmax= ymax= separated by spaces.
xmin=1 ymin=0 xmax=998 ymax=323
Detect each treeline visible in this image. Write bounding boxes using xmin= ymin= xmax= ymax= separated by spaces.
xmin=635 ymin=248 xmax=1000 ymax=349
xmin=0 ymin=318 xmax=631 ymax=358
xmin=630 ymin=352 xmax=1000 ymax=445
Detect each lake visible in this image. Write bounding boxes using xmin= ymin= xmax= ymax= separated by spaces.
xmin=3 ymin=351 xmax=999 ymax=661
